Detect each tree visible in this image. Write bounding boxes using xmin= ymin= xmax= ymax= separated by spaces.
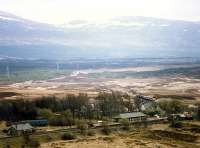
xmin=195 ymin=102 xmax=200 ymax=120
xmin=63 ymin=94 xmax=89 ymax=119
xmin=168 ymin=115 xmax=183 ymax=128
xmin=62 ymin=110 xmax=74 ymax=126
xmin=133 ymin=96 xmax=142 ymax=111
xmin=123 ymin=94 xmax=134 ymax=112
xmin=96 ymin=92 xmax=124 ymax=118
xmin=158 ymin=100 xmax=185 ymax=115
xmin=144 ymin=104 xmax=164 ymax=117
xmin=35 ymin=96 xmax=62 ymax=112
xmin=37 ymin=108 xmax=53 ymax=119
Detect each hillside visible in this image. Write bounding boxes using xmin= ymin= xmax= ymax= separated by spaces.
xmin=1 ymin=11 xmax=200 ymax=59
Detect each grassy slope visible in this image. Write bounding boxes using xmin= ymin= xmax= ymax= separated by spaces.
xmin=1 ymin=122 xmax=200 ymax=148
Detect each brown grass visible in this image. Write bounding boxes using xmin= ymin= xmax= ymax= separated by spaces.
xmin=145 ymin=129 xmax=198 ymax=142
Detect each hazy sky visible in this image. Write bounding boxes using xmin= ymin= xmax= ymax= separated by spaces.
xmin=0 ymin=0 xmax=200 ymax=24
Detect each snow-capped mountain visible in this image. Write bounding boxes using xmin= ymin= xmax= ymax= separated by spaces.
xmin=0 ymin=11 xmax=200 ymax=59
xmin=0 ymin=11 xmax=66 ymax=44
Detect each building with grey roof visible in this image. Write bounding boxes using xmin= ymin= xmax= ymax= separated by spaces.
xmin=113 ymin=112 xmax=147 ymax=122
xmin=7 ymin=123 xmax=34 ymax=136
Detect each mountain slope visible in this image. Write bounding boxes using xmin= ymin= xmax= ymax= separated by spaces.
xmin=0 ymin=11 xmax=200 ymax=59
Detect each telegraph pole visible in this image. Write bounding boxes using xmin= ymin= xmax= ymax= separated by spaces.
xmin=6 ymin=65 xmax=10 ymax=79
xmin=56 ymin=63 xmax=60 ymax=72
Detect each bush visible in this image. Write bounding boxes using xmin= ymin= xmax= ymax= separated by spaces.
xmin=102 ymin=127 xmax=111 ymax=135
xmin=61 ymin=132 xmax=76 ymax=140
xmin=170 ymin=120 xmax=183 ymax=128
xmin=2 ymin=129 xmax=7 ymax=133
xmin=76 ymin=120 xmax=88 ymax=134
xmin=87 ymin=130 xmax=95 ymax=136
xmin=23 ymin=134 xmax=30 ymax=145
xmin=101 ymin=122 xmax=111 ymax=135
xmin=120 ymin=119 xmax=131 ymax=131
xmin=102 ymin=137 xmax=114 ymax=142
xmin=6 ymin=121 xmax=12 ymax=127
xmin=44 ymin=134 xmax=53 ymax=142
xmin=28 ymin=139 xmax=40 ymax=148
xmin=4 ymin=144 xmax=11 ymax=148
xmin=87 ymin=120 xmax=95 ymax=127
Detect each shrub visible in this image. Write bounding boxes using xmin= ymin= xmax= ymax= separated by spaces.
xmin=87 ymin=120 xmax=95 ymax=127
xmin=4 ymin=144 xmax=11 ymax=148
xmin=120 ymin=119 xmax=131 ymax=131
xmin=170 ymin=120 xmax=183 ymax=128
xmin=2 ymin=129 xmax=7 ymax=133
xmin=61 ymin=132 xmax=76 ymax=140
xmin=87 ymin=130 xmax=95 ymax=136
xmin=101 ymin=122 xmax=111 ymax=135
xmin=102 ymin=137 xmax=114 ymax=142
xmin=28 ymin=139 xmax=40 ymax=148
xmin=23 ymin=134 xmax=30 ymax=145
xmin=76 ymin=120 xmax=88 ymax=134
xmin=45 ymin=134 xmax=53 ymax=142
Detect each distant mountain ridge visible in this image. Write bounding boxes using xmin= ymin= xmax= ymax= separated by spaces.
xmin=0 ymin=11 xmax=200 ymax=59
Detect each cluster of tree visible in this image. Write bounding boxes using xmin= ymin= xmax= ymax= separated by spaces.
xmin=0 ymin=92 xmax=131 ymax=124
xmin=158 ymin=100 xmax=186 ymax=115
xmin=0 ymin=100 xmax=37 ymax=121
xmin=0 ymin=92 xmax=199 ymax=126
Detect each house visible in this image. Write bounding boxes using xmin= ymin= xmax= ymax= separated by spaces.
xmin=113 ymin=112 xmax=147 ymax=122
xmin=7 ymin=123 xmax=34 ymax=136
